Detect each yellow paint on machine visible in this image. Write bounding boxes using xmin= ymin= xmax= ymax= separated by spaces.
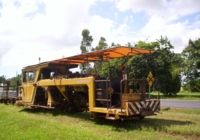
xmin=18 ymin=46 xmax=160 ymax=120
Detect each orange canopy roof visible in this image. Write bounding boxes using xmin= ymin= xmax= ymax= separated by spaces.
xmin=51 ymin=46 xmax=154 ymax=64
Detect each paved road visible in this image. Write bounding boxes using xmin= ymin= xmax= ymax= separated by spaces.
xmin=161 ymin=99 xmax=200 ymax=109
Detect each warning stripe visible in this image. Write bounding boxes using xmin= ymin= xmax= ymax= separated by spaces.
xmin=131 ymin=103 xmax=139 ymax=114
xmin=150 ymin=100 xmax=155 ymax=108
xmin=128 ymin=102 xmax=139 ymax=115
xmin=152 ymin=100 xmax=157 ymax=110
xmin=128 ymin=107 xmax=134 ymax=115
xmin=135 ymin=102 xmax=142 ymax=110
xmin=140 ymin=101 xmax=146 ymax=108
xmin=152 ymin=101 xmax=158 ymax=111
xmin=127 ymin=100 xmax=160 ymax=116
xmin=146 ymin=100 xmax=151 ymax=108
xmin=152 ymin=100 xmax=160 ymax=112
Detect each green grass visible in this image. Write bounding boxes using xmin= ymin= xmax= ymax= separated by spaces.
xmin=151 ymin=91 xmax=200 ymax=100
xmin=0 ymin=104 xmax=200 ymax=140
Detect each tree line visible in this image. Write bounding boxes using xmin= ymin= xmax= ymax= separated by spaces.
xmin=0 ymin=74 xmax=21 ymax=90
xmin=80 ymin=29 xmax=200 ymax=95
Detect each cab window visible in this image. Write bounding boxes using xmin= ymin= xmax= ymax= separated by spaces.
xmin=23 ymin=71 xmax=35 ymax=82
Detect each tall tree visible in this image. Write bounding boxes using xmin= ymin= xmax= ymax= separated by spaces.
xmin=92 ymin=37 xmax=108 ymax=75
xmin=80 ymin=29 xmax=93 ymax=74
xmin=182 ymin=38 xmax=200 ymax=92
xmin=111 ymin=42 xmax=115 ymax=47
xmin=0 ymin=75 xmax=6 ymax=83
xmin=135 ymin=41 xmax=159 ymax=50
xmin=80 ymin=29 xmax=93 ymax=53
xmin=7 ymin=74 xmax=21 ymax=90
xmin=127 ymin=37 xmax=182 ymax=95
xmin=95 ymin=37 xmax=108 ymax=51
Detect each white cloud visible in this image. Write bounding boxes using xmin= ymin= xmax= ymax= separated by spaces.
xmin=0 ymin=0 xmax=200 ymax=77
xmin=169 ymin=0 xmax=200 ymax=18
xmin=136 ymin=15 xmax=200 ymax=52
xmin=86 ymin=15 xmax=114 ymax=44
xmin=115 ymin=0 xmax=200 ymax=52
xmin=0 ymin=0 xmax=132 ymax=77
xmin=87 ymin=15 xmax=136 ymax=46
xmin=116 ymin=0 xmax=165 ymax=14
xmin=0 ymin=41 xmax=12 ymax=64
xmin=116 ymin=0 xmax=200 ymax=19
xmin=0 ymin=0 xmax=97 ymax=77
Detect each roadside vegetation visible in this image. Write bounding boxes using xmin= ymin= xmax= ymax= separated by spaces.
xmin=151 ymin=91 xmax=200 ymax=100
xmin=0 ymin=104 xmax=199 ymax=140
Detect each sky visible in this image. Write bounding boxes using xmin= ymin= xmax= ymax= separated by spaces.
xmin=0 ymin=0 xmax=200 ymax=78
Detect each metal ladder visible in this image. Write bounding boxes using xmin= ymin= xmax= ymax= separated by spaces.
xmin=95 ymin=80 xmax=112 ymax=109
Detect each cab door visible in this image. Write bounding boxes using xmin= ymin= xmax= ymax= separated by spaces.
xmin=22 ymin=71 xmax=36 ymax=104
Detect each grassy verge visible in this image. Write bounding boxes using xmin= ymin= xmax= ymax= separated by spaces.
xmin=0 ymin=104 xmax=200 ymax=140
xmin=151 ymin=91 xmax=200 ymax=100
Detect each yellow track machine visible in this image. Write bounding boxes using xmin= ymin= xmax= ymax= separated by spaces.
xmin=18 ymin=46 xmax=160 ymax=120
